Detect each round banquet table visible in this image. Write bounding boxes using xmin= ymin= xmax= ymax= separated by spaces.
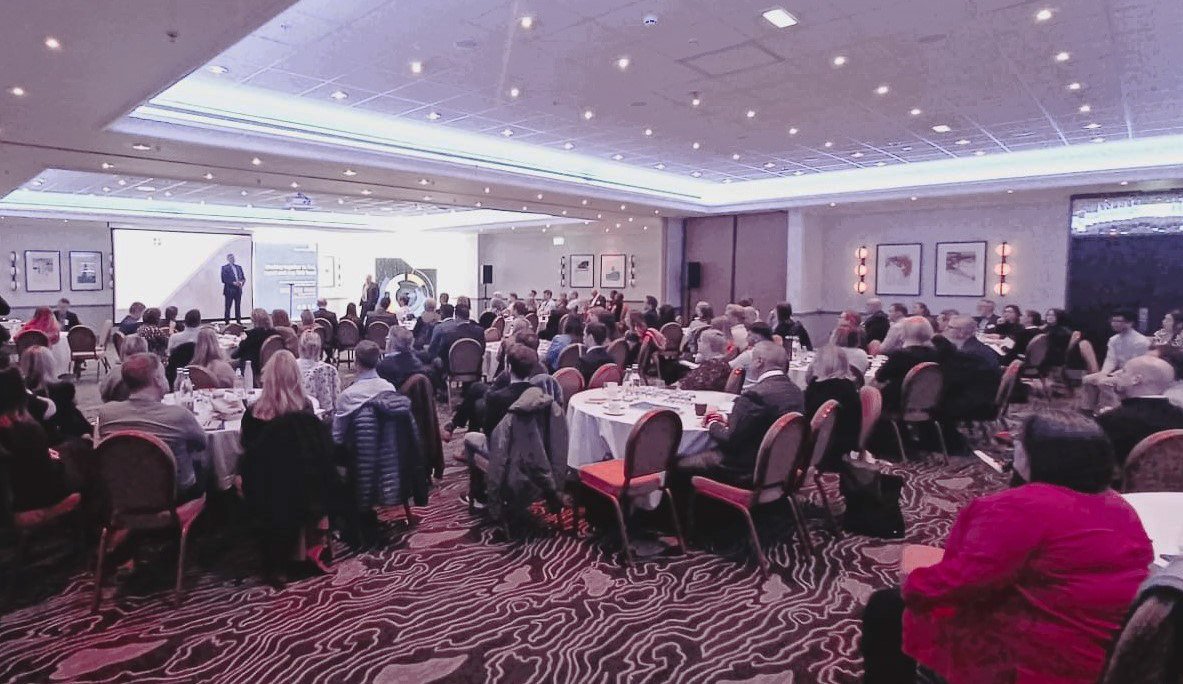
xmin=1122 ymin=491 xmax=1183 ymax=567
xmin=566 ymin=388 xmax=735 ymax=468
xmin=786 ymin=351 xmax=884 ymax=389
xmin=483 ymin=339 xmax=551 ymax=379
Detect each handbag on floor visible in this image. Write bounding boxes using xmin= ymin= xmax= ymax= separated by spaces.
xmin=839 ymin=461 xmax=905 ymax=539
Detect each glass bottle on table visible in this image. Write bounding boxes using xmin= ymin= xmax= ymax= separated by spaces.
xmin=177 ymin=368 xmax=194 ymax=411
xmin=233 ymin=368 xmax=245 ymax=399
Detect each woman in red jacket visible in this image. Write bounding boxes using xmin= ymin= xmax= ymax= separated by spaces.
xmin=860 ymin=409 xmax=1153 ymax=683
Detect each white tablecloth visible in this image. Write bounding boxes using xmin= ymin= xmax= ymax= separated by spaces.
xmin=566 ymin=388 xmax=735 ymax=468
xmin=977 ymin=333 xmax=1013 ymax=357
xmin=483 ymin=339 xmax=551 ymax=379
xmin=1122 ymin=492 xmax=1183 ymax=567
xmin=217 ymin=334 xmax=242 ymax=352
xmin=786 ymin=352 xmax=884 ymax=389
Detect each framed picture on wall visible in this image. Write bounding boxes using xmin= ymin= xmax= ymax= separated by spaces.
xmin=570 ymin=254 xmax=594 ymax=288
xmin=69 ymin=251 xmax=103 ymax=291
xmin=875 ymin=243 xmax=922 ymax=296
xmin=934 ymin=241 xmax=987 ymax=297
xmin=599 ymin=253 xmax=626 ymax=289
xmin=24 ymin=250 xmax=62 ymax=293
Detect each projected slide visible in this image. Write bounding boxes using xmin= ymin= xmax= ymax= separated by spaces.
xmin=254 ymin=242 xmax=318 ymax=315
xmin=112 ymin=229 xmax=253 ymax=318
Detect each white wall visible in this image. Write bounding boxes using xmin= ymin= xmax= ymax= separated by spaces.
xmin=0 ymin=217 xmax=112 ymax=324
xmin=476 ymin=221 xmax=666 ymax=304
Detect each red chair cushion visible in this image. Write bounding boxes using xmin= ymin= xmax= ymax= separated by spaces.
xmin=13 ymin=492 xmax=82 ymax=529
xmin=578 ymin=459 xmax=662 ymax=498
xmin=691 ymin=476 xmax=752 ymax=508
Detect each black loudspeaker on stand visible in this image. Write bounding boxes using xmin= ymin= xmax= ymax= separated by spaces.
xmin=687 ymin=261 xmax=702 ymax=289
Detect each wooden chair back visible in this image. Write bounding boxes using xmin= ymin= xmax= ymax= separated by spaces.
xmin=724 ymin=367 xmax=745 ymax=394
xmin=365 ymin=321 xmax=390 ymax=346
xmin=448 ymin=338 xmax=484 ymax=381
xmin=1124 ymin=429 xmax=1183 ymax=493
xmin=807 ymin=400 xmax=840 ymax=470
xmin=15 ymin=330 xmax=49 ymax=355
xmin=336 ymin=319 xmax=360 ymax=349
xmin=259 ymin=335 xmax=285 ymax=369
xmin=751 ymin=412 xmax=808 ymax=505
xmin=186 ymin=365 xmax=219 ymax=390
xmin=858 ymin=386 xmax=882 ymax=452
xmin=557 ymin=343 xmax=585 ymax=370
xmin=553 ymin=367 xmax=585 ymax=400
xmin=608 ymin=338 xmax=629 ymax=369
xmin=67 ymin=325 xmax=98 ymax=354
xmin=622 ymin=410 xmax=682 ymax=487
xmin=900 ymin=362 xmax=943 ymax=420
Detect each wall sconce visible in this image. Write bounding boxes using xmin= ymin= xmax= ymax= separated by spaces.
xmin=629 ymin=255 xmax=637 ymax=288
xmin=854 ymin=245 xmax=869 ymax=294
xmin=560 ymin=256 xmax=567 ymax=287
xmin=8 ymin=251 xmax=17 ymax=292
xmin=993 ymin=241 xmax=1012 ymax=296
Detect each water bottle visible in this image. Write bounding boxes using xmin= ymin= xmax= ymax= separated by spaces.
xmin=234 ymin=368 xmax=245 ymax=398
xmin=243 ymin=360 xmax=254 ymax=392
xmin=786 ymin=335 xmax=798 ymax=362
xmin=177 ymin=369 xmax=194 ymax=411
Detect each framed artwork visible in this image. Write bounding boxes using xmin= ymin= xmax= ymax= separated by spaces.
xmin=599 ymin=253 xmax=626 ymax=289
xmin=570 ymin=254 xmax=594 ymax=288
xmin=875 ymin=243 xmax=922 ymax=296
xmin=935 ymin=241 xmax=988 ymax=297
xmin=69 ymin=251 xmax=103 ymax=291
xmin=24 ymin=250 xmax=62 ymax=293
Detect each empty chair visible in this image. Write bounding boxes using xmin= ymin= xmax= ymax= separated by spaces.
xmin=724 ymin=367 xmax=746 ymax=394
xmin=974 ymin=360 xmax=1022 ymax=442
xmin=608 ymin=338 xmax=629 ymax=369
xmin=446 ymin=338 xmax=484 ymax=408
xmin=111 ymin=330 xmax=125 ymax=358
xmin=659 ymin=323 xmax=683 ymax=353
xmin=577 ymin=409 xmax=685 ymax=565
xmin=14 ymin=330 xmax=48 ymax=356
xmin=258 ymin=335 xmax=285 ymax=370
xmin=588 ymin=363 xmax=623 ymax=390
xmin=557 ymin=343 xmax=585 ymax=370
xmin=185 ymin=365 xmax=219 ymax=390
xmin=857 ymin=386 xmax=882 ymax=458
xmin=1021 ymin=333 xmax=1052 ymax=400
xmin=91 ymin=431 xmax=206 ymax=611
xmin=335 ymin=319 xmax=360 ymax=368
xmin=553 ymin=367 xmax=584 ymax=400
xmin=688 ymin=412 xmax=810 ymax=574
xmin=67 ymin=325 xmax=103 ymax=379
xmin=365 ymin=321 xmax=390 ymax=346
xmin=803 ymin=400 xmax=842 ymax=536
xmin=484 ymin=327 xmax=502 ymax=342
xmin=887 ymin=362 xmax=948 ymax=462
xmin=1123 ymin=429 xmax=1183 ymax=492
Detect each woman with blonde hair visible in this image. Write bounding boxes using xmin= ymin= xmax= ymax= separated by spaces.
xmin=19 ymin=345 xmax=91 ymax=443
xmin=190 ymin=327 xmax=236 ymax=388
xmin=296 ymin=332 xmax=340 ymax=415
xmin=18 ymin=345 xmax=57 ymax=393
xmin=804 ymin=345 xmax=861 ymax=471
xmin=248 ymin=350 xmax=311 ymax=422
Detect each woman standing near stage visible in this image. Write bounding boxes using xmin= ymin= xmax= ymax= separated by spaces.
xmin=360 ymin=275 xmax=379 ymax=316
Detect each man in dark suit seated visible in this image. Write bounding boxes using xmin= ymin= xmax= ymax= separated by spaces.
xmin=220 ymin=254 xmax=246 ymax=324
xmin=313 ymin=298 xmax=339 ymax=362
xmin=54 ymin=298 xmax=81 ymax=332
xmin=934 ymin=316 xmax=1004 ymax=454
xmin=862 ymin=298 xmax=890 ymax=345
xmin=1096 ymin=354 xmax=1183 ymax=465
xmin=676 ymin=342 xmax=804 ymax=484
xmin=577 ymin=322 xmax=614 ymax=384
xmin=973 ymin=298 xmax=1000 ymax=332
xmin=427 ymin=303 xmax=484 ymax=374
xmin=873 ymin=316 xmax=942 ymax=413
xmin=376 ymin=326 xmax=429 ymax=389
xmin=363 ymin=296 xmax=400 ymax=330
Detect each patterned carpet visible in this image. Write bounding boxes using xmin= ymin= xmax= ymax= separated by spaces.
xmin=2 ymin=370 xmax=1022 ymax=683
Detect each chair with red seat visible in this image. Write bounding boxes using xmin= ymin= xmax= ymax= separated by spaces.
xmin=688 ymin=412 xmax=810 ymax=575
xmin=1123 ymin=429 xmax=1183 ymax=493
xmin=91 ymin=431 xmax=206 ymax=611
xmin=887 ymin=362 xmax=948 ymax=463
xmin=857 ymin=386 xmax=882 ymax=459
xmin=588 ymin=363 xmax=623 ymax=390
xmin=803 ymin=400 xmax=842 ymax=536
xmin=577 ymin=409 xmax=685 ymax=565
xmin=724 ymin=367 xmax=745 ymax=394
xmin=14 ymin=330 xmax=49 ymax=356
xmin=553 ymin=367 xmax=584 ymax=401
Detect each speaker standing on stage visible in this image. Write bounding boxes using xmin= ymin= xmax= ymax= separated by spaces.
xmin=221 ymin=254 xmax=246 ymax=324
xmin=360 ymin=275 xmax=379 ymax=315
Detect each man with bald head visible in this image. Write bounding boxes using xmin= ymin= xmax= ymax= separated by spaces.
xmin=677 ymin=341 xmax=804 ymax=483
xmin=1096 ymin=354 xmax=1183 ymax=465
xmin=863 ymin=298 xmax=890 ymax=344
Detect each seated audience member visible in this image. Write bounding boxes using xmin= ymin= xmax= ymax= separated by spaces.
xmin=17 ymin=306 xmax=64 ymax=372
xmin=874 ymin=316 xmax=940 ymax=412
xmin=877 ymin=303 xmax=910 ymax=355
xmin=97 ymin=353 xmax=208 ymax=499
xmin=297 ymin=309 xmax=318 ymax=336
xmin=641 ymin=295 xmax=661 ymax=329
xmin=331 ymin=341 xmax=398 ymax=444
xmin=136 ymin=307 xmax=172 ymax=358
xmin=658 ymin=304 xmax=678 ymax=327
xmin=394 ymin=295 xmax=414 ymax=321
xmin=342 ymin=302 xmax=362 ymax=326
xmin=412 ymin=298 xmax=441 ymax=349
xmin=833 ymin=322 xmax=870 ymax=376
xmin=0 ymin=367 xmax=70 ymax=512
xmin=805 ymin=346 xmax=861 ymax=471
xmin=935 ymin=316 xmax=1003 ymax=453
xmin=117 ymin=301 xmax=146 ymax=335
xmin=313 ymin=297 xmax=339 ymax=338
xmin=163 ymin=306 xmax=180 ymax=333
xmin=546 ymin=316 xmax=584 ymax=372
xmin=860 ymin=410 xmax=1152 ymax=684
xmin=190 ymin=327 xmax=237 ymax=388
xmin=495 ymin=318 xmax=533 ymax=376
xmin=1080 ymin=308 xmax=1151 ymax=414
xmin=167 ymin=309 xmax=203 ymax=353
xmin=577 ymin=321 xmax=614 ymax=384
xmin=363 ymin=296 xmax=400 ymax=329
xmin=537 ymin=290 xmax=555 ymax=317
xmin=677 ymin=342 xmax=804 ymax=484
xmin=607 ymin=292 xmax=626 ymax=325
xmin=1041 ymin=308 xmax=1073 ymax=369
xmin=232 ymin=308 xmax=276 ymax=374
xmin=624 ymin=310 xmax=667 ymax=366
xmin=296 ymin=331 xmax=341 ymax=415
xmin=54 ymin=298 xmax=80 ymax=332
xmin=270 ymin=309 xmax=300 ymax=354
xmin=687 ymin=301 xmax=714 ymax=334
xmin=461 ymin=344 xmax=541 ymax=509
xmin=973 ymin=298 xmax=999 ymax=332
xmin=862 ymin=298 xmax=890 ymax=345
xmin=100 ymin=334 xmax=149 ymax=402
xmin=678 ymin=329 xmax=732 ymax=392
xmin=730 ymin=322 xmax=775 ymax=385
xmin=478 ymin=298 xmax=505 ymax=329
xmin=567 ymin=291 xmax=581 ymax=314
xmin=1152 ymin=308 xmax=1183 ymax=349
xmin=19 ymin=346 xmax=91 ymax=443
xmin=377 ymin=326 xmax=427 ymax=390
xmin=427 ymin=304 xmax=484 ymax=373
xmin=1096 ymin=354 xmax=1183 ymax=465
xmin=911 ymin=302 xmax=938 ymax=331
xmin=437 ymin=293 xmax=453 ymax=320
xmin=539 ymin=302 xmax=568 ymax=341
xmin=990 ymin=304 xmax=1024 ymax=342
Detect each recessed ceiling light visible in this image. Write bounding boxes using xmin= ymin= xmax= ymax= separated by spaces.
xmin=583 ymin=109 xmax=594 ymax=120
xmin=361 ymin=189 xmax=372 ymax=195
xmin=612 ymin=153 xmax=623 ymax=160
xmin=44 ymin=36 xmax=61 ymax=50
xmin=501 ymin=128 xmax=514 ymax=137
xmin=418 ymin=178 xmax=430 ymax=186
xmin=851 ymin=151 xmax=864 ymax=158
xmin=615 ymin=56 xmax=631 ymax=70
xmin=875 ymin=85 xmax=890 ymax=95
xmin=628 ymin=217 xmax=634 ymax=222
xmin=692 ymin=142 xmax=701 ymax=150
xmin=330 ymin=90 xmax=349 ymax=101
xmin=902 ymin=146 xmax=912 ymax=151
xmin=619 ymin=204 xmax=628 ymax=211
xmin=100 ymin=162 xmax=114 ymax=170
xmin=1035 ymin=8 xmax=1053 ymax=21
xmin=509 ymin=86 xmax=521 ymax=98
xmin=581 ymin=199 xmax=589 ymax=205
xmin=1006 ymin=189 xmax=1014 ymax=193
xmin=1079 ymin=104 xmax=1092 ymax=113
xmin=910 ymin=196 xmax=918 ymax=201
xmin=251 ymin=157 xmax=262 ymax=166
xmin=746 ymin=109 xmax=757 ymax=119
xmin=561 ymin=210 xmax=567 ymax=216
xmin=875 ymin=161 xmax=887 ymax=166
xmin=1084 ymin=122 xmax=1101 ymax=129
xmin=1120 ymin=180 xmax=1129 ymax=186
xmin=538 ymin=193 xmax=545 ymax=200
xmin=207 ymin=65 xmax=228 ymax=75
xmin=691 ymin=95 xmax=701 ymax=107
xmin=731 ymin=153 xmax=742 ymax=161
xmin=763 ymin=162 xmax=777 ymax=169
xmin=1091 ymin=136 xmax=1105 ymax=143
xmin=932 ymin=124 xmax=952 ymax=133
xmin=422 ymin=196 xmax=431 ymax=202
xmin=203 ymin=172 xmax=213 ymax=180
xmin=832 ymin=55 xmax=847 ymax=67
xmin=643 ymin=127 xmax=653 ymax=136
xmin=410 ymin=60 xmax=424 ymax=74
xmin=829 ymin=202 xmax=837 ymax=207
xmin=596 ymin=213 xmax=602 ymax=218
xmin=909 ymin=108 xmax=922 ymax=116
xmin=240 ymin=190 xmax=248 ymax=196
xmin=762 ymin=8 xmax=799 ymax=28
xmin=1054 ymin=51 xmax=1070 ymax=63
xmin=824 ymin=141 xmax=834 ymax=148
xmin=475 ymin=201 xmax=483 ymax=207
xmin=973 ymin=150 xmax=986 ymax=156
xmin=337 ymin=198 xmax=345 ymax=204
xmin=131 ymin=143 xmax=151 ymax=151
xmin=484 ymin=187 xmax=491 ymax=194
xmin=788 ymin=127 xmax=798 ymax=135
xmin=102 ymin=186 xmax=111 ymax=192
xmin=117 ymin=179 xmax=127 ymax=186
xmin=164 ymin=191 xmax=172 ymax=197
xmin=793 ymin=170 xmax=805 ymax=176
xmin=522 ymin=205 xmax=529 ymax=211
xmin=343 ymin=169 xmax=357 ymax=176
xmin=290 ymin=181 xmax=299 ymax=188
xmin=955 ymin=138 xmax=970 ymax=145
xmin=426 ymin=111 xmax=441 ymax=121
xmin=1067 ymin=81 xmax=1082 ymax=91
xmin=691 ymin=171 xmax=702 ymax=177
xmin=519 ymin=15 xmax=534 ymax=29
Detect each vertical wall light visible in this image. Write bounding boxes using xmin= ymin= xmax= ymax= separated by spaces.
xmin=993 ymin=241 xmax=1012 ymax=296
xmin=560 ymin=256 xmax=567 ymax=287
xmin=854 ymin=245 xmax=869 ymax=294
xmin=629 ymin=255 xmax=637 ymax=288
xmin=8 ymin=251 xmax=18 ymax=291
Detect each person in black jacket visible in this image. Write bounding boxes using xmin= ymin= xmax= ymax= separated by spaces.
xmin=460 ymin=344 xmax=538 ymax=509
xmin=231 ymin=308 xmax=275 ymax=377
xmin=862 ymin=299 xmax=890 ymax=345
xmin=936 ymin=317 xmax=1004 ymax=454
xmin=0 ymin=293 xmax=9 ymax=351
xmin=376 ymin=326 xmax=430 ymax=389
xmin=54 ymin=298 xmax=81 ymax=332
xmin=1096 ymin=354 xmax=1183 ymax=465
xmin=577 ymin=322 xmax=614 ymax=384
xmin=805 ymin=346 xmax=862 ymax=472
xmin=873 ymin=317 xmax=941 ymax=413
xmin=1041 ymin=308 xmax=1073 ymax=370
xmin=0 ymin=368 xmax=70 ymax=512
xmin=773 ymin=302 xmax=813 ymax=351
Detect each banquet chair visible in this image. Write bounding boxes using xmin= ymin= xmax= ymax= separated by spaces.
xmin=111 ymin=330 xmax=125 ymax=358
xmin=635 ymin=340 xmax=656 ymax=385
xmin=688 ymin=412 xmax=810 ymax=575
xmin=14 ymin=330 xmax=49 ymax=356
xmin=67 ymin=325 xmax=104 ymax=380
xmin=1098 ymin=588 xmax=1183 ymax=684
xmin=1 ymin=452 xmax=83 ymax=604
xmin=857 ymin=386 xmax=882 ymax=458
xmin=258 ymin=335 xmax=285 ymax=371
xmin=557 ymin=343 xmax=585 ymax=370
xmin=724 ymin=367 xmax=745 ymax=394
xmin=312 ymin=322 xmax=331 ymax=351
xmin=223 ymin=322 xmax=245 ymax=336
xmin=887 ymin=362 xmax=948 ymax=463
xmin=558 ymin=314 xmax=572 ymax=336
xmin=365 ymin=321 xmax=390 ymax=346
xmin=484 ymin=327 xmax=502 ymax=343
xmin=553 ymin=367 xmax=584 ymax=401
xmin=974 ymin=360 xmax=1022 ymax=442
xmin=1020 ymin=333 xmax=1052 ymax=401
xmin=491 ymin=316 xmax=506 ymax=338
xmin=867 ymin=339 xmax=882 ymax=357
xmin=91 ymin=431 xmax=206 ymax=611
xmin=1123 ymin=429 xmax=1183 ymax=493
xmin=335 ymin=320 xmax=360 ymax=368
xmin=577 ymin=409 xmax=685 ymax=565
xmin=446 ymin=338 xmax=484 ymax=409
xmin=659 ymin=323 xmax=683 ymax=354
xmin=608 ymin=338 xmax=629 ymax=370
xmin=525 ymin=312 xmax=539 ymax=331
xmin=588 ymin=363 xmax=622 ymax=390
xmin=400 ymin=374 xmax=444 ymax=481
xmin=803 ymin=400 xmax=842 ymax=536
xmin=186 ymin=365 xmax=219 ymax=390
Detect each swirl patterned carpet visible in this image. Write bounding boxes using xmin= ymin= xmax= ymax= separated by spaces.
xmin=1 ymin=419 xmax=1010 ymax=684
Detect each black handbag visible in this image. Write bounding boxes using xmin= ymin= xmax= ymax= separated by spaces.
xmin=839 ymin=461 xmax=905 ymax=539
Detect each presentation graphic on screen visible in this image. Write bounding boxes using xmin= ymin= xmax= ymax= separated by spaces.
xmin=254 ymin=242 xmax=318 ymax=315
xmin=112 ymin=229 xmax=253 ymax=318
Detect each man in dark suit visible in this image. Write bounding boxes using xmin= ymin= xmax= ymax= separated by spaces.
xmin=1096 ymin=354 xmax=1183 ymax=465
xmin=862 ymin=298 xmax=891 ymax=345
xmin=577 ymin=321 xmax=614 ymax=383
xmin=313 ymin=298 xmax=338 ymax=361
xmin=428 ymin=304 xmax=484 ymax=373
xmin=54 ymin=298 xmax=81 ymax=331
xmin=438 ymin=292 xmax=454 ymax=320
xmin=933 ymin=316 xmax=1004 ymax=453
xmin=376 ymin=326 xmax=429 ymax=389
xmin=677 ymin=342 xmax=804 ymax=483
xmin=973 ymin=299 xmax=1000 ymax=332
xmin=874 ymin=317 xmax=942 ymax=412
xmin=220 ymin=254 xmax=246 ymax=324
